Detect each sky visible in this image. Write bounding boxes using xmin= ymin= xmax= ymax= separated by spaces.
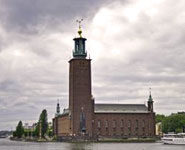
xmin=0 ymin=0 xmax=185 ymax=130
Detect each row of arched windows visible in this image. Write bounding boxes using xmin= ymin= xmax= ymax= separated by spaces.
xmin=96 ymin=119 xmax=147 ymax=136
xmin=97 ymin=119 xmax=146 ymax=129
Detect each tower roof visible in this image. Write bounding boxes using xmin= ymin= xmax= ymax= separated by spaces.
xmin=94 ymin=104 xmax=149 ymax=113
xmin=148 ymin=88 xmax=153 ymax=102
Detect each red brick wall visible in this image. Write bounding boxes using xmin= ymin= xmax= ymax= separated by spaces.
xmin=93 ymin=113 xmax=155 ymax=137
xmin=53 ymin=118 xmax=57 ymax=135
xmin=53 ymin=115 xmax=70 ymax=136
xmin=69 ymin=58 xmax=93 ymax=136
xmin=58 ymin=115 xmax=70 ymax=136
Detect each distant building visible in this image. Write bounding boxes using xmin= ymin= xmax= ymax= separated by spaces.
xmin=24 ymin=123 xmax=36 ymax=131
xmin=53 ymin=25 xmax=155 ymax=140
xmin=156 ymin=122 xmax=162 ymax=136
xmin=177 ymin=112 xmax=185 ymax=114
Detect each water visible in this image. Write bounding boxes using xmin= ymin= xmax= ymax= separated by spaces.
xmin=0 ymin=138 xmax=185 ymax=150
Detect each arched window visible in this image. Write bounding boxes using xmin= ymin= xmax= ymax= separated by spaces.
xmin=113 ymin=120 xmax=116 ymax=128
xmin=128 ymin=120 xmax=131 ymax=127
xmin=136 ymin=120 xmax=139 ymax=128
xmin=98 ymin=120 xmax=101 ymax=128
xmin=142 ymin=120 xmax=145 ymax=128
xmin=105 ymin=120 xmax=108 ymax=128
xmin=120 ymin=120 xmax=124 ymax=128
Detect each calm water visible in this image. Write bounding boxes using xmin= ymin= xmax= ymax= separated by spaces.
xmin=0 ymin=138 xmax=185 ymax=150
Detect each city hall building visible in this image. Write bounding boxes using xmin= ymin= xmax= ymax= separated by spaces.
xmin=53 ymin=26 xmax=155 ymax=140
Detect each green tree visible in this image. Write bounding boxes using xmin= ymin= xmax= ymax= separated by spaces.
xmin=162 ymin=113 xmax=185 ymax=133
xmin=13 ymin=131 xmax=17 ymax=137
xmin=33 ymin=123 xmax=39 ymax=137
xmin=156 ymin=114 xmax=165 ymax=123
xmin=15 ymin=121 xmax=24 ymax=138
xmin=39 ymin=109 xmax=48 ymax=137
xmin=47 ymin=122 xmax=53 ymax=137
xmin=162 ymin=116 xmax=169 ymax=133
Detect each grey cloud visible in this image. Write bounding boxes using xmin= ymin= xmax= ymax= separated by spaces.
xmin=0 ymin=0 xmax=110 ymax=33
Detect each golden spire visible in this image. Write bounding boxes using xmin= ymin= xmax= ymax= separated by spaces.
xmin=76 ymin=19 xmax=83 ymax=38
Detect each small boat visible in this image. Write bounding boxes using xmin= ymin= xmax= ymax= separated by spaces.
xmin=0 ymin=135 xmax=7 ymax=138
xmin=161 ymin=133 xmax=185 ymax=145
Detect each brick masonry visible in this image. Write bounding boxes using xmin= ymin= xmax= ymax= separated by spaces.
xmin=69 ymin=58 xmax=93 ymax=136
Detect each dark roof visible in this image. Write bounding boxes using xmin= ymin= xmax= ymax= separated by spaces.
xmin=95 ymin=104 xmax=149 ymax=113
xmin=57 ymin=108 xmax=69 ymax=117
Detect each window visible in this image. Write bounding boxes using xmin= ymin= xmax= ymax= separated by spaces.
xmin=128 ymin=120 xmax=131 ymax=127
xmin=142 ymin=120 xmax=145 ymax=128
xmin=136 ymin=120 xmax=138 ymax=128
xmin=98 ymin=120 xmax=101 ymax=128
xmin=142 ymin=120 xmax=145 ymax=136
xmin=106 ymin=129 xmax=109 ymax=136
xmin=120 ymin=120 xmax=124 ymax=128
xmin=142 ymin=127 xmax=145 ymax=136
xmin=128 ymin=120 xmax=131 ymax=135
xmin=113 ymin=120 xmax=116 ymax=128
xmin=105 ymin=120 xmax=108 ymax=128
xmin=128 ymin=127 xmax=131 ymax=135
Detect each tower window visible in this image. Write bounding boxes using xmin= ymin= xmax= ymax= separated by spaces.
xmin=77 ymin=44 xmax=79 ymax=51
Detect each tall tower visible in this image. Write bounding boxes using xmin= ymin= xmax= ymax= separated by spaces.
xmin=69 ymin=21 xmax=93 ymax=136
xmin=148 ymin=88 xmax=154 ymax=112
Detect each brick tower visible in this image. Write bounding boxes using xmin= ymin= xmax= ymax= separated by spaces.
xmin=69 ymin=22 xmax=93 ymax=136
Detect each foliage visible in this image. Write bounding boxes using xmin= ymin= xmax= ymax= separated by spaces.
xmin=13 ymin=131 xmax=17 ymax=137
xmin=15 ymin=121 xmax=24 ymax=138
xmin=39 ymin=109 xmax=48 ymax=137
xmin=156 ymin=113 xmax=185 ymax=133
xmin=155 ymin=114 xmax=165 ymax=123
xmin=24 ymin=130 xmax=32 ymax=137
xmin=47 ymin=122 xmax=53 ymax=137
xmin=13 ymin=109 xmax=50 ymax=138
xmin=33 ymin=123 xmax=39 ymax=137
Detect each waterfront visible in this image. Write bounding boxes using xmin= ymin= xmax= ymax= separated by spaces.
xmin=0 ymin=138 xmax=185 ymax=150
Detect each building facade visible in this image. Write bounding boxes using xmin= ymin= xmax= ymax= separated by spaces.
xmin=53 ymin=26 xmax=155 ymax=139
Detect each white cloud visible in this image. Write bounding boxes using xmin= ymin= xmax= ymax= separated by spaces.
xmin=87 ymin=0 xmax=185 ymax=115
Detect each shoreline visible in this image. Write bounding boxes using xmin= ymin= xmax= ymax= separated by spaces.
xmin=9 ymin=137 xmax=54 ymax=143
xmin=10 ymin=136 xmax=160 ymax=143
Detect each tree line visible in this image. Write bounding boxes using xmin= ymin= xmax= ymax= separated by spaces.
xmin=156 ymin=112 xmax=185 ymax=133
xmin=13 ymin=109 xmax=52 ymax=139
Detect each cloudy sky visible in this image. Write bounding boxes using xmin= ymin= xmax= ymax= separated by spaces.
xmin=0 ymin=0 xmax=185 ymax=130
